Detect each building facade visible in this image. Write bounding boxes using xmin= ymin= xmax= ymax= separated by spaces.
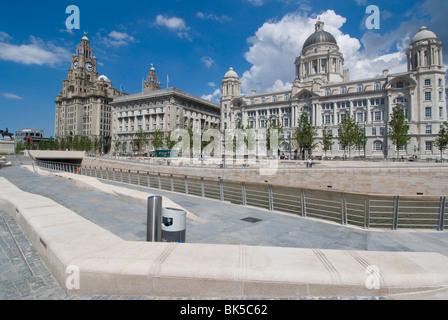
xmin=111 ymin=66 xmax=221 ymax=155
xmin=55 ymin=34 xmax=125 ymax=151
xmin=221 ymin=22 xmax=447 ymax=159
xmin=15 ymin=128 xmax=45 ymax=146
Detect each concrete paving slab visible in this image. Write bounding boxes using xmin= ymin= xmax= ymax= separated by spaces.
xmin=1 ymin=164 xmax=448 ymax=299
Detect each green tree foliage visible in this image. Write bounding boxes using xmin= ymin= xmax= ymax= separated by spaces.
xmin=321 ymin=128 xmax=334 ymax=157
xmin=266 ymin=117 xmax=284 ymax=157
xmin=152 ymin=129 xmax=164 ymax=150
xmin=293 ymin=113 xmax=318 ymax=159
xmin=134 ymin=129 xmax=148 ymax=153
xmin=435 ymin=122 xmax=448 ymax=160
xmin=388 ymin=106 xmax=411 ymax=159
xmin=338 ymin=112 xmax=358 ymax=159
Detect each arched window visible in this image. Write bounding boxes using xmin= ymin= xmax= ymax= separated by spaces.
xmin=340 ymin=86 xmax=347 ymax=95
xmin=325 ymin=88 xmax=331 ymax=96
xmin=357 ymin=84 xmax=364 ymax=93
xmin=374 ymin=82 xmax=381 ymax=91
xmin=373 ymin=141 xmax=383 ymax=151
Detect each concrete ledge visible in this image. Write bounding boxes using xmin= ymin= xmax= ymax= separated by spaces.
xmin=1 ymin=175 xmax=448 ymax=299
xmin=21 ymin=165 xmax=204 ymax=223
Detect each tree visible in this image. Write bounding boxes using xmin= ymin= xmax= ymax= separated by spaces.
xmin=72 ymin=136 xmax=80 ymax=151
xmin=113 ymin=139 xmax=121 ymax=153
xmin=321 ymin=128 xmax=334 ymax=158
xmin=293 ymin=113 xmax=318 ymax=159
xmin=93 ymin=138 xmax=100 ymax=154
xmin=338 ymin=112 xmax=358 ymax=159
xmin=266 ymin=117 xmax=284 ymax=157
xmin=435 ymin=122 xmax=448 ymax=161
xmin=134 ymin=129 xmax=148 ymax=154
xmin=354 ymin=125 xmax=367 ymax=158
xmin=80 ymin=136 xmax=92 ymax=152
xmin=388 ymin=106 xmax=411 ymax=159
xmin=165 ymin=131 xmax=177 ymax=150
xmin=152 ymin=129 xmax=164 ymax=150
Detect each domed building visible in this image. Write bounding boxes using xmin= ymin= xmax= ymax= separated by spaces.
xmin=221 ymin=21 xmax=447 ymax=160
xmin=295 ymin=20 xmax=345 ymax=84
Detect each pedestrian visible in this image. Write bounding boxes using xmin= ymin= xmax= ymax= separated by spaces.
xmin=307 ymin=157 xmax=313 ymax=168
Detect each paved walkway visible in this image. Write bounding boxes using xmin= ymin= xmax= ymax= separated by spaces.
xmin=1 ymin=162 xmax=448 ymax=299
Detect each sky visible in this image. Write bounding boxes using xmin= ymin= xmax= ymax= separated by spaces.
xmin=0 ymin=0 xmax=447 ymax=138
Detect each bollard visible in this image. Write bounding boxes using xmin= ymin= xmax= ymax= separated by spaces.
xmin=147 ymin=196 xmax=163 ymax=242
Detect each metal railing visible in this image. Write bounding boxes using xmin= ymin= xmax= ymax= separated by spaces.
xmin=34 ymin=160 xmax=447 ymax=231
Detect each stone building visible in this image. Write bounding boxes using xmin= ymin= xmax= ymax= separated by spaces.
xmin=111 ymin=66 xmax=221 ymax=155
xmin=221 ymin=22 xmax=447 ymax=159
xmin=54 ymin=34 xmax=125 ymax=151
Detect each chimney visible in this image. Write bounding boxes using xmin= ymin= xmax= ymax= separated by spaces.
xmin=343 ymin=70 xmax=350 ymax=82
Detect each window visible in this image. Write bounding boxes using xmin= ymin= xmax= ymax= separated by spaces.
xmin=324 ymin=114 xmax=331 ymax=124
xmin=261 ymin=97 xmax=265 ymax=104
xmin=325 ymin=88 xmax=331 ymax=96
xmin=380 ymin=127 xmax=386 ymax=136
xmin=426 ymin=141 xmax=433 ymax=152
xmin=372 ymin=127 xmax=377 ymax=136
xmin=373 ymin=141 xmax=383 ymax=151
xmin=284 ymin=94 xmax=290 ymax=101
xmin=374 ymin=111 xmax=382 ymax=121
xmin=425 ymin=79 xmax=431 ymax=86
xmin=272 ymin=96 xmax=277 ymax=102
xmin=425 ymin=107 xmax=432 ymax=118
xmin=395 ymin=82 xmax=404 ymax=89
xmin=374 ymin=82 xmax=381 ymax=91
xmin=357 ymin=84 xmax=364 ymax=93
xmin=426 ymin=125 xmax=432 ymax=134
xmin=356 ymin=113 xmax=364 ymax=123
xmin=340 ymin=86 xmax=347 ymax=94
xmin=425 ymin=91 xmax=432 ymax=101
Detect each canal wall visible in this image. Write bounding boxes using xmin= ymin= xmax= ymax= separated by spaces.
xmin=81 ymin=157 xmax=448 ymax=197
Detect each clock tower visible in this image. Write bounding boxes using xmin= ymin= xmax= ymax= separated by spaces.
xmin=55 ymin=33 xmax=124 ymax=152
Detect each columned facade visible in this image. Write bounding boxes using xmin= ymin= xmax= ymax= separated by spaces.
xmin=221 ymin=23 xmax=447 ymax=159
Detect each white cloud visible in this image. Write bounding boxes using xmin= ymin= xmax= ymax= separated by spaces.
xmin=0 ymin=33 xmax=70 ymax=67
xmin=202 ymin=89 xmax=221 ymax=102
xmin=201 ymin=56 xmax=215 ymax=68
xmin=2 ymin=92 xmax=24 ymax=100
xmin=98 ymin=31 xmax=137 ymax=47
xmin=155 ymin=15 xmax=191 ymax=40
xmin=239 ymin=9 xmax=414 ymax=94
xmin=207 ymin=82 xmax=216 ymax=87
xmin=0 ymin=31 xmax=12 ymax=41
xmin=247 ymin=0 xmax=264 ymax=6
xmin=197 ymin=12 xmax=231 ymax=23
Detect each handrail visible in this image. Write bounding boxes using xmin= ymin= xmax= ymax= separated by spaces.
xmin=33 ymin=159 xmax=447 ymax=231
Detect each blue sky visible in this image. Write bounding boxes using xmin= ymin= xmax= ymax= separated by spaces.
xmin=0 ymin=0 xmax=447 ymax=138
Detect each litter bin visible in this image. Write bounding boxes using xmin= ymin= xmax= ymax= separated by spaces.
xmin=162 ymin=207 xmax=186 ymax=243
